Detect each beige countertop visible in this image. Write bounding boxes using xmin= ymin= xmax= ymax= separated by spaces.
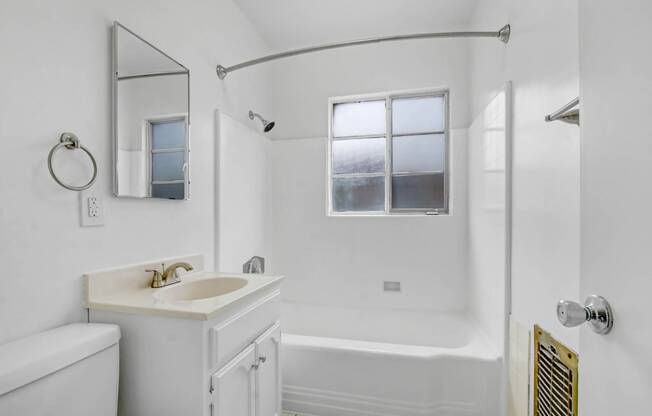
xmin=84 ymin=255 xmax=283 ymax=320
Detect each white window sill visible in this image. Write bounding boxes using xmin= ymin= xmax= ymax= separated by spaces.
xmin=327 ymin=213 xmax=451 ymax=218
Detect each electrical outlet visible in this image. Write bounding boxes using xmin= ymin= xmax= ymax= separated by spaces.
xmin=80 ymin=190 xmax=104 ymax=227
xmin=88 ymin=197 xmax=99 ymax=217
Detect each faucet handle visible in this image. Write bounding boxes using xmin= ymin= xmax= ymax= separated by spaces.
xmin=146 ymin=269 xmax=164 ymax=288
xmin=147 ymin=263 xmax=165 ymax=275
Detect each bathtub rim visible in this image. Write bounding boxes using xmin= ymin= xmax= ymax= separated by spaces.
xmin=282 ymin=330 xmax=501 ymax=362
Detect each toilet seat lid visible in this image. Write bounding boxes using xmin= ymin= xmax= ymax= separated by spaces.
xmin=0 ymin=323 xmax=120 ymax=396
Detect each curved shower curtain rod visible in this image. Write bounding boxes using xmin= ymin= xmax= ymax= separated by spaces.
xmin=216 ymin=24 xmax=510 ymax=79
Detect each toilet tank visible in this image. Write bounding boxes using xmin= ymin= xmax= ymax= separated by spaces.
xmin=0 ymin=323 xmax=120 ymax=416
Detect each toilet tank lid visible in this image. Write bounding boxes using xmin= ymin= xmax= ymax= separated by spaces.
xmin=0 ymin=323 xmax=120 ymax=396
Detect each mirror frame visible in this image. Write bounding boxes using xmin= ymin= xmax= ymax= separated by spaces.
xmin=111 ymin=21 xmax=191 ymax=200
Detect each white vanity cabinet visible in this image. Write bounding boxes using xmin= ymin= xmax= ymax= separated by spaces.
xmin=89 ymin=286 xmax=282 ymax=416
xmin=211 ymin=323 xmax=282 ymax=416
xmin=254 ymin=323 xmax=282 ymax=416
xmin=211 ymin=345 xmax=256 ymax=416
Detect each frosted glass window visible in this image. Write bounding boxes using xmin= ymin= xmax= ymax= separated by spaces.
xmin=329 ymin=91 xmax=449 ymax=215
xmin=332 ymin=177 xmax=385 ymax=212
xmin=152 ymin=152 xmax=184 ymax=181
xmin=332 ymin=100 xmax=386 ymax=137
xmin=332 ymin=138 xmax=385 ymax=175
xmin=392 ymin=134 xmax=445 ymax=173
xmin=152 ymin=120 xmax=185 ymax=149
xmin=392 ymin=96 xmax=445 ymax=135
xmin=391 ymin=174 xmax=445 ymax=209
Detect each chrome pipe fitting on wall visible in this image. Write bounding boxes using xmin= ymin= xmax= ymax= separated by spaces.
xmin=243 ymin=256 xmax=265 ymax=274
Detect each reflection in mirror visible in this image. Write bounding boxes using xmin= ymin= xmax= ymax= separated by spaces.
xmin=113 ymin=22 xmax=190 ymax=199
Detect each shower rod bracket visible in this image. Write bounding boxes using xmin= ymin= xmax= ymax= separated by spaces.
xmin=216 ymin=65 xmax=228 ymax=80
xmin=497 ymin=24 xmax=511 ymax=43
xmin=216 ymin=24 xmax=511 ymax=80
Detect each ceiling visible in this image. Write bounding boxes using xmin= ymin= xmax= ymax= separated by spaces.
xmin=233 ymin=0 xmax=480 ymax=50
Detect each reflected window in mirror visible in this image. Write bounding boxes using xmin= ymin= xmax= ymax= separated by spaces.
xmin=149 ymin=117 xmax=187 ymax=199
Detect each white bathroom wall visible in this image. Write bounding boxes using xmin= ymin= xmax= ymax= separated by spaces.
xmin=269 ymin=39 xmax=472 ymax=139
xmin=467 ymin=88 xmax=509 ymax=353
xmin=0 ymin=0 xmax=273 ymax=345
xmin=469 ymin=0 xmax=581 ymax=352
xmin=216 ymin=111 xmax=272 ymax=273
xmin=270 ymin=130 xmax=468 ymax=312
xmin=234 ymin=0 xmax=478 ymax=51
xmin=266 ymin=35 xmax=472 ymax=313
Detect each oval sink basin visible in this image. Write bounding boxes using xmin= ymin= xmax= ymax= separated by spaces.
xmin=154 ymin=277 xmax=248 ymax=302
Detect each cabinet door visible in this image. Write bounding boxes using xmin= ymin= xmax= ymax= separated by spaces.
xmin=254 ymin=322 xmax=282 ymax=416
xmin=211 ymin=344 xmax=256 ymax=416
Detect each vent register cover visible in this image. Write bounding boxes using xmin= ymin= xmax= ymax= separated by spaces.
xmin=534 ymin=326 xmax=578 ymax=416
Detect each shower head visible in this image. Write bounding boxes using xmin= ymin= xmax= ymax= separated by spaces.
xmin=248 ymin=110 xmax=275 ymax=132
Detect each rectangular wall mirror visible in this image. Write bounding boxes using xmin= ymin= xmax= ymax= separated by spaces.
xmin=112 ymin=22 xmax=190 ymax=200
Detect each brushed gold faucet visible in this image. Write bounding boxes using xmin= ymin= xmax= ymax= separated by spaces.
xmin=146 ymin=262 xmax=194 ymax=288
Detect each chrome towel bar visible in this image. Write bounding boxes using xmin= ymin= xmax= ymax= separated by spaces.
xmin=47 ymin=132 xmax=98 ymax=191
xmin=545 ymin=97 xmax=580 ymax=125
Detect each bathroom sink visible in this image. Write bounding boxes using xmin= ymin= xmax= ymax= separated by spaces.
xmin=153 ymin=277 xmax=248 ymax=302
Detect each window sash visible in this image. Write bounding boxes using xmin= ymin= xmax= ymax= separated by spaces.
xmin=151 ymin=148 xmax=185 ymax=154
xmin=150 ymin=149 xmax=186 ymax=184
xmin=146 ymin=115 xmax=189 ymax=198
xmin=151 ymin=180 xmax=185 ymax=185
xmin=328 ymin=90 xmax=449 ymax=216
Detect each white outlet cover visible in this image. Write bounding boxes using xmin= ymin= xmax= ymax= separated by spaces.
xmin=80 ymin=189 xmax=104 ymax=227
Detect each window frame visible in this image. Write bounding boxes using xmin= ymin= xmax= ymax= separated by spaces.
xmin=327 ymin=89 xmax=450 ymax=217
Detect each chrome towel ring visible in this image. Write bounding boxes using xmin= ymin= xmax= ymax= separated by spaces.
xmin=47 ymin=132 xmax=98 ymax=191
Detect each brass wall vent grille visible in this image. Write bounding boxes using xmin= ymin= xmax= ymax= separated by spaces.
xmin=534 ymin=325 xmax=578 ymax=416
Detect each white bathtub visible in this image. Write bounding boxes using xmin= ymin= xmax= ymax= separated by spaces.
xmin=281 ymin=303 xmax=502 ymax=416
